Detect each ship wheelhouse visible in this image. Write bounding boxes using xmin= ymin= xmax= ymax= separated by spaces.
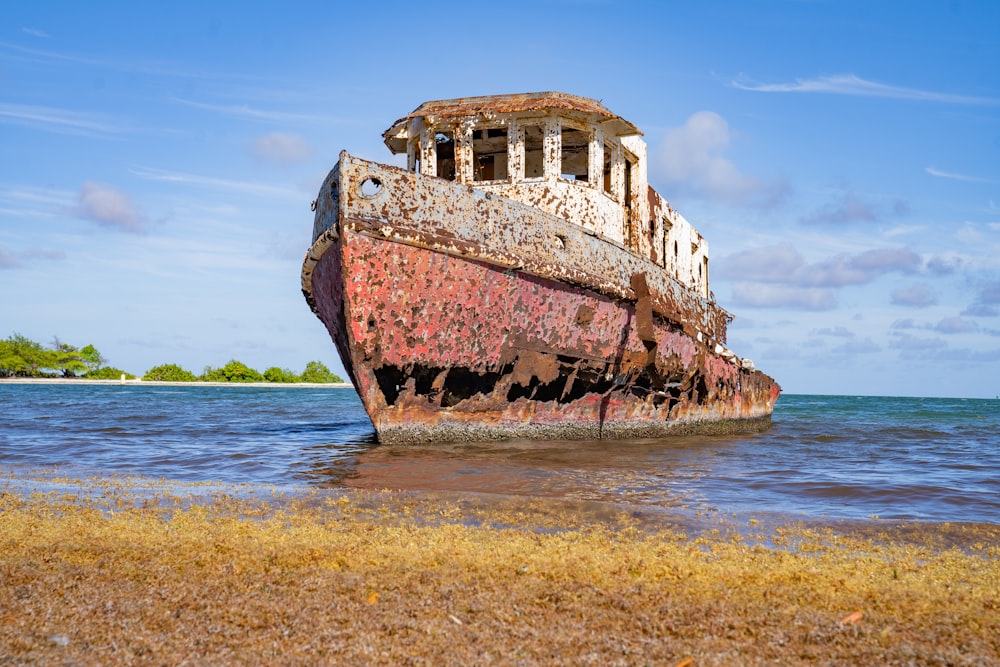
xmin=382 ymin=91 xmax=712 ymax=301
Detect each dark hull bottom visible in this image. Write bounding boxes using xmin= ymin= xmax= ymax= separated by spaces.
xmin=375 ymin=414 xmax=773 ymax=445
xmin=309 ymin=228 xmax=780 ymax=445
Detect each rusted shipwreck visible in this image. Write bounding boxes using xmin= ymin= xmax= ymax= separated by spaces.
xmin=302 ymin=92 xmax=780 ymax=444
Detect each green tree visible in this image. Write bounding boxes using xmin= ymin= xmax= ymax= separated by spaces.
xmin=201 ymin=360 xmax=263 ymax=383
xmin=51 ymin=337 xmax=87 ymax=377
xmin=143 ymin=363 xmax=197 ymax=382
xmin=300 ymin=361 xmax=344 ymax=384
xmin=0 ymin=339 xmax=23 ymax=377
xmin=86 ymin=367 xmax=137 ymax=380
xmin=80 ymin=344 xmax=107 ymax=372
xmin=1 ymin=333 xmax=57 ymax=376
xmin=263 ymin=366 xmax=300 ymax=383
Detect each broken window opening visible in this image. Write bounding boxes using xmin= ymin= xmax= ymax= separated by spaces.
xmin=624 ymin=154 xmax=634 ymax=225
xmin=603 ymin=143 xmax=614 ymax=195
xmin=702 ymin=257 xmax=710 ymax=297
xmin=523 ymin=124 xmax=544 ymax=179
xmin=661 ymin=216 xmax=672 ymax=268
xmin=472 ymin=127 xmax=508 ymax=182
xmin=435 ymin=131 xmax=456 ymax=181
xmin=561 ymin=127 xmax=589 ymax=181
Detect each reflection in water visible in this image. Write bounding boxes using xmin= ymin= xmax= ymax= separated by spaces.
xmin=303 ymin=435 xmax=749 ymax=512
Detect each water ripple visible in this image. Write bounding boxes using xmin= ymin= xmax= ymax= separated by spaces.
xmin=1 ymin=385 xmax=998 ymax=523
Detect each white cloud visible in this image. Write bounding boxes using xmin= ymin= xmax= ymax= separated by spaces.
xmin=800 ymin=191 xmax=910 ymax=226
xmin=831 ymin=337 xmax=880 ymax=355
xmin=732 ymin=74 xmax=997 ymax=105
xmin=720 ymin=244 xmax=921 ymax=289
xmin=888 ymin=332 xmax=946 ymax=352
xmin=934 ymin=317 xmax=979 ymax=334
xmin=0 ymin=247 xmax=23 ymax=269
xmin=813 ymin=326 xmax=855 ymax=338
xmin=74 ymin=181 xmax=145 ymax=233
xmin=927 ymin=253 xmax=965 ymax=276
xmin=252 ymin=132 xmax=313 ymax=165
xmin=653 ymin=111 xmax=786 ymax=206
xmin=21 ymin=27 xmax=49 ymax=38
xmin=800 ymin=192 xmax=878 ymax=225
xmin=891 ymin=283 xmax=936 ymax=308
xmin=731 ymin=282 xmax=837 ymax=310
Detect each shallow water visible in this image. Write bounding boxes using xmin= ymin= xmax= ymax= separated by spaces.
xmin=1 ymin=384 xmax=998 ymax=523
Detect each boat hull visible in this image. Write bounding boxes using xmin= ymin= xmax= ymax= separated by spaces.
xmin=304 ymin=156 xmax=779 ymax=443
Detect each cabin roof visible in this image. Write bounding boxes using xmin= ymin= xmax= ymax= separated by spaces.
xmin=383 ymin=92 xmax=640 ymax=153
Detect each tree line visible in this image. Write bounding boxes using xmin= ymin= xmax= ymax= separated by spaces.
xmin=0 ymin=333 xmax=344 ymax=384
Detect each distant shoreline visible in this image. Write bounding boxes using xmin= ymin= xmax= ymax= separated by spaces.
xmin=0 ymin=377 xmax=353 ymax=389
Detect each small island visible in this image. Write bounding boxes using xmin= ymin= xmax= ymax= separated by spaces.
xmin=0 ymin=332 xmax=345 ymax=385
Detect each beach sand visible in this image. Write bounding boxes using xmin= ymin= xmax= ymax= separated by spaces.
xmin=2 ymin=478 xmax=998 ymax=665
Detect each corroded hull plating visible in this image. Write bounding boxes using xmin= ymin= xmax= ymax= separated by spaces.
xmin=303 ymin=154 xmax=780 ymax=444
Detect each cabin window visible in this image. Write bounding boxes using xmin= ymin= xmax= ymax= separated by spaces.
xmin=523 ymin=124 xmax=544 ymax=178
xmin=435 ymin=131 xmax=456 ymax=181
xmin=662 ymin=217 xmax=672 ymax=268
xmin=472 ymin=128 xmax=508 ymax=181
xmin=409 ymin=139 xmax=421 ymax=173
xmin=624 ymin=154 xmax=634 ymax=220
xmin=561 ymin=127 xmax=589 ymax=181
xmin=603 ymin=142 xmax=614 ymax=195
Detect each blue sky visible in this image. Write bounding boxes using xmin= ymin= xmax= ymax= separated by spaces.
xmin=1 ymin=1 xmax=998 ymax=398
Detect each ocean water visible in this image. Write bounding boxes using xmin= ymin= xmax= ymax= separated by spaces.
xmin=1 ymin=383 xmax=998 ymax=524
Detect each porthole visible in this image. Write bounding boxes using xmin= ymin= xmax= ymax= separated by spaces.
xmin=359 ymin=177 xmax=383 ymax=198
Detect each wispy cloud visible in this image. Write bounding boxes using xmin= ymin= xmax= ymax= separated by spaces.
xmin=171 ymin=97 xmax=331 ymax=124
xmin=800 ymin=191 xmax=910 ymax=226
xmin=0 ymin=185 xmax=76 ymax=218
xmin=21 ymin=27 xmax=49 ymax=38
xmin=925 ymin=167 xmax=996 ymax=184
xmin=0 ymin=103 xmax=123 ymax=138
xmin=732 ymin=74 xmax=998 ymax=105
xmin=130 ymin=166 xmax=303 ymax=200
xmin=0 ymin=39 xmax=223 ymax=79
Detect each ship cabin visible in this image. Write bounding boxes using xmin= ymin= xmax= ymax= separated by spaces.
xmin=382 ymin=92 xmax=711 ymax=301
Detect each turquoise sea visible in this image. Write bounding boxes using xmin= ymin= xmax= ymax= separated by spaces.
xmin=1 ymin=383 xmax=998 ymax=524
